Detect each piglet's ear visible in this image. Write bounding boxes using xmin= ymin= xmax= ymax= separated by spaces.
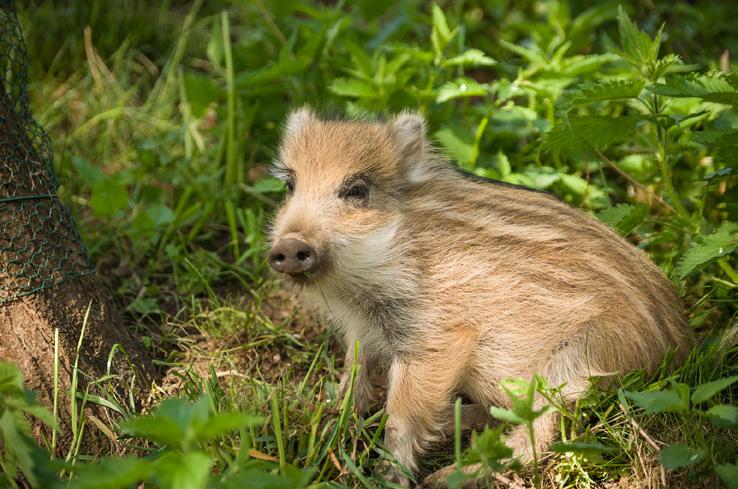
xmin=391 ymin=112 xmax=427 ymax=163
xmin=285 ymin=106 xmax=315 ymax=136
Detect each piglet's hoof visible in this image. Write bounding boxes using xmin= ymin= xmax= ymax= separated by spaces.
xmin=422 ymin=464 xmax=483 ymax=489
xmin=422 ymin=465 xmax=455 ymax=488
xmin=378 ymin=460 xmax=411 ymax=488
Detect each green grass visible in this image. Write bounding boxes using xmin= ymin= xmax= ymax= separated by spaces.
xmin=2 ymin=0 xmax=737 ymax=488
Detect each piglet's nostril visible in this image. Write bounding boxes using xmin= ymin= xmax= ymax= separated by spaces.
xmin=268 ymin=238 xmax=319 ymax=275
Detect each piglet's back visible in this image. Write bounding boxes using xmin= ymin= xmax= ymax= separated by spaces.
xmin=403 ymin=165 xmax=692 ymax=377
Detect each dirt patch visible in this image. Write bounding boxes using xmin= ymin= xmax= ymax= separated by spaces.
xmin=156 ymin=286 xmax=342 ymax=396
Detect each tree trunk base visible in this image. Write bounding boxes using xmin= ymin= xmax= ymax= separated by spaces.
xmin=0 ymin=274 xmax=154 ymax=453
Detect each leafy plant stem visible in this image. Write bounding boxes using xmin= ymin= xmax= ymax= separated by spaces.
xmin=594 ymin=149 xmax=674 ymax=213
xmin=653 ymin=94 xmax=688 ymax=219
xmin=528 ymin=421 xmax=541 ymax=489
xmin=717 ymin=258 xmax=738 ymax=283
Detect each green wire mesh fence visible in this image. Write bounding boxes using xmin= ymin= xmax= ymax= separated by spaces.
xmin=0 ymin=0 xmax=92 ymax=305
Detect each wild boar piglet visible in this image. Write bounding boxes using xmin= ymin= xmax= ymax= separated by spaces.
xmin=267 ymin=108 xmax=693 ymax=486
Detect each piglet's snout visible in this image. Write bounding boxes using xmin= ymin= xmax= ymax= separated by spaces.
xmin=268 ymin=238 xmax=319 ymax=275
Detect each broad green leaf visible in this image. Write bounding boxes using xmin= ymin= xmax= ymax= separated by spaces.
xmin=120 ymin=395 xmax=211 ymax=448
xmin=183 ymin=72 xmax=222 ymax=118
xmin=616 ymin=6 xmax=661 ymax=69
xmin=197 ymin=412 xmax=264 ymax=441
xmin=653 ymin=73 xmax=738 ymax=106
xmin=518 ymin=168 xmax=560 ymax=189
xmin=329 ymin=78 xmax=378 ymax=99
xmin=250 ymin=177 xmax=286 ymax=194
xmin=495 ymin=151 xmax=511 ymax=177
xmin=442 ymin=49 xmax=496 ymax=68
xmin=558 ymin=174 xmax=607 ymax=204
xmin=499 ymin=377 xmax=532 ymax=399
xmin=542 ymin=115 xmax=640 ymax=153
xmin=344 ymin=41 xmax=374 ymax=77
xmin=497 ymin=377 xmax=549 ymax=423
xmin=0 ymin=411 xmax=36 ymax=486
xmin=558 ymin=79 xmax=644 ymax=109
xmin=435 ymin=78 xmax=488 ymax=103
xmin=0 ymin=362 xmax=25 ymax=395
xmin=72 ymin=157 xmax=105 ymax=187
xmin=146 ymin=204 xmax=175 ymax=227
xmin=559 ymin=53 xmax=620 ymax=77
xmin=623 ymin=389 xmax=689 ymax=414
xmin=431 ymin=3 xmax=456 ymax=58
xmin=157 ymin=395 xmax=210 ymax=439
xmin=705 ymin=404 xmax=738 ymax=428
xmin=128 ymin=297 xmax=160 ymax=315
xmin=672 ymin=382 xmax=691 ymax=408
xmin=568 ymin=2 xmax=619 ymax=52
xmin=716 ymin=463 xmax=738 ymax=489
xmin=435 ymin=127 xmax=474 ymax=166
xmin=153 ymin=451 xmax=212 ymax=489
xmin=729 ymin=73 xmax=738 ymax=89
xmin=119 ymin=415 xmax=185 ymax=448
xmin=281 ymin=465 xmax=316 ymax=489
xmin=217 ymin=468 xmax=298 ymax=489
xmin=464 ymin=427 xmax=512 ymax=473
xmin=22 ymin=404 xmax=56 ymax=429
xmin=90 ymin=179 xmax=129 ymax=217
xmin=489 ymin=406 xmax=525 ymax=425
xmin=692 ymin=129 xmax=738 ymax=166
xmin=597 ymin=203 xmax=648 ymax=235
xmin=691 ymin=375 xmax=738 ymax=403
xmin=432 ymin=4 xmax=452 ymax=43
xmin=235 ymin=54 xmax=313 ymax=88
xmin=499 ymin=39 xmax=546 ymax=66
xmin=659 ymin=444 xmax=705 ymax=470
xmin=676 ymin=222 xmax=738 ymax=278
xmin=64 ymin=458 xmax=153 ymax=489
xmin=692 ymin=128 xmax=738 ymax=145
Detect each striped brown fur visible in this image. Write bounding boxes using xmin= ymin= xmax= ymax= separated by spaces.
xmin=268 ymin=108 xmax=693 ymax=486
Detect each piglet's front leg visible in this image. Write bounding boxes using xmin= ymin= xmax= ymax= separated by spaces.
xmin=382 ymin=333 xmax=473 ymax=486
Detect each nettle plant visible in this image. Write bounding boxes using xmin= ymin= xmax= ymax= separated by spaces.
xmin=545 ymin=7 xmax=737 ymax=276
xmin=329 ymin=4 xmax=737 ymax=281
xmin=621 ymin=374 xmax=738 ymax=486
xmin=0 ymin=362 xmax=314 ymax=489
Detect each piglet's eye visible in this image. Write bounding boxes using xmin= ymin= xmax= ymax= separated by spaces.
xmin=341 ymin=182 xmax=369 ymax=201
xmin=285 ymin=179 xmax=295 ymax=193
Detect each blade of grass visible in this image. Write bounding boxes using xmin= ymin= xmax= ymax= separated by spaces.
xmin=221 ymin=10 xmax=238 ymax=186
xmin=454 ymin=397 xmax=462 ymax=468
xmin=225 ymin=199 xmax=240 ymax=259
xmin=270 ymin=392 xmax=286 ymax=473
xmin=65 ymin=301 xmax=92 ymax=465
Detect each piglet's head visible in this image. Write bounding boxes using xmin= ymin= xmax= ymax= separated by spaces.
xmin=267 ymin=107 xmax=428 ymax=285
